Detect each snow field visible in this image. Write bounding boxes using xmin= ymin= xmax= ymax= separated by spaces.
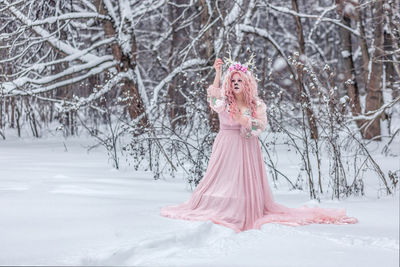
xmin=0 ymin=135 xmax=398 ymax=266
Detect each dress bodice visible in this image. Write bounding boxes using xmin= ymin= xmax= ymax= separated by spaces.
xmin=206 ymin=84 xmax=268 ymax=138
xmin=219 ymin=110 xmax=242 ymax=130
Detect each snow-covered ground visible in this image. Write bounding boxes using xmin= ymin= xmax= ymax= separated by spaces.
xmin=0 ymin=135 xmax=398 ymax=266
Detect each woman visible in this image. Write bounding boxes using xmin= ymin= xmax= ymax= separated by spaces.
xmin=160 ymin=58 xmax=358 ymax=233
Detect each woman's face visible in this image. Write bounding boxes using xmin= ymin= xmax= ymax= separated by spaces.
xmin=231 ymin=72 xmax=244 ymax=96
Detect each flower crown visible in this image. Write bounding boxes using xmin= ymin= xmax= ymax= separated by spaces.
xmin=228 ymin=63 xmax=248 ymax=73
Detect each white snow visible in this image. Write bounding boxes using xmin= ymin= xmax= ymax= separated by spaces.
xmin=272 ymin=57 xmax=287 ymax=71
xmin=338 ymin=73 xmax=346 ymax=80
xmin=341 ymin=50 xmax=351 ymax=58
xmin=282 ymin=78 xmax=292 ymax=86
xmin=0 ymin=133 xmax=398 ymax=266
xmin=299 ymin=54 xmax=308 ymax=62
xmin=343 ymin=3 xmax=356 ymax=17
xmin=340 ymin=95 xmax=349 ymax=104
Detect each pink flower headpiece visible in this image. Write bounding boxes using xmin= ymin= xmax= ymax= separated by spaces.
xmin=228 ymin=63 xmax=248 ymax=73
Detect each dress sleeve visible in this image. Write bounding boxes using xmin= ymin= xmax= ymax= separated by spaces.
xmin=240 ymin=99 xmax=268 ymax=138
xmin=207 ymin=85 xmax=226 ymax=113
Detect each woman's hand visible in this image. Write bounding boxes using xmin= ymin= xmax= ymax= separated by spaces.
xmin=212 ymin=58 xmax=223 ymax=88
xmin=213 ymin=58 xmax=223 ymax=73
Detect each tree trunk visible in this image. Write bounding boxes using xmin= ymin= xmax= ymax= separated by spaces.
xmin=167 ymin=1 xmax=187 ymax=130
xmin=96 ymin=0 xmax=148 ymax=131
xmin=364 ymin=0 xmax=384 ymax=140
xmin=357 ymin=6 xmax=370 ymax=85
xmin=385 ymin=0 xmax=400 ymax=99
xmin=10 ymin=97 xmax=15 ymax=128
xmin=199 ymin=0 xmax=220 ymax=133
xmin=291 ymin=0 xmax=318 ymax=140
xmin=337 ymin=15 xmax=364 ymax=132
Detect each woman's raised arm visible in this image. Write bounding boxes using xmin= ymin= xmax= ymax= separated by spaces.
xmin=207 ymin=58 xmax=225 ymax=113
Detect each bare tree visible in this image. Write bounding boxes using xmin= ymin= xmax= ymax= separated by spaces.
xmin=364 ymin=0 xmax=385 ymax=140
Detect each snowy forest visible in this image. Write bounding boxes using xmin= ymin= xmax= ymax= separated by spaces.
xmin=0 ymin=0 xmax=399 ymax=266
xmin=1 ymin=0 xmax=398 ymax=198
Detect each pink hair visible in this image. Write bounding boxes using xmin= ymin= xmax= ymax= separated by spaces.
xmin=221 ymin=70 xmax=258 ymax=121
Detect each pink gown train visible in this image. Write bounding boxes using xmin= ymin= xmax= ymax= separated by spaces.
xmin=160 ymin=85 xmax=358 ymax=233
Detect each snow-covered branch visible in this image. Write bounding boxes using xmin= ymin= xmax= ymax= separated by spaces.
xmin=236 ymin=24 xmax=290 ymax=69
xmin=347 ymin=96 xmax=400 ymax=123
xmin=264 ymin=3 xmax=361 ymax=37
xmin=2 ymin=60 xmax=117 ymax=96
xmin=149 ymin=58 xmax=207 ymax=110
xmin=23 ymin=12 xmax=111 ymax=27
xmin=2 ymin=0 xmax=105 ymax=62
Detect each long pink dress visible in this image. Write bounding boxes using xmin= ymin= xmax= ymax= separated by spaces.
xmin=160 ymin=85 xmax=358 ymax=233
